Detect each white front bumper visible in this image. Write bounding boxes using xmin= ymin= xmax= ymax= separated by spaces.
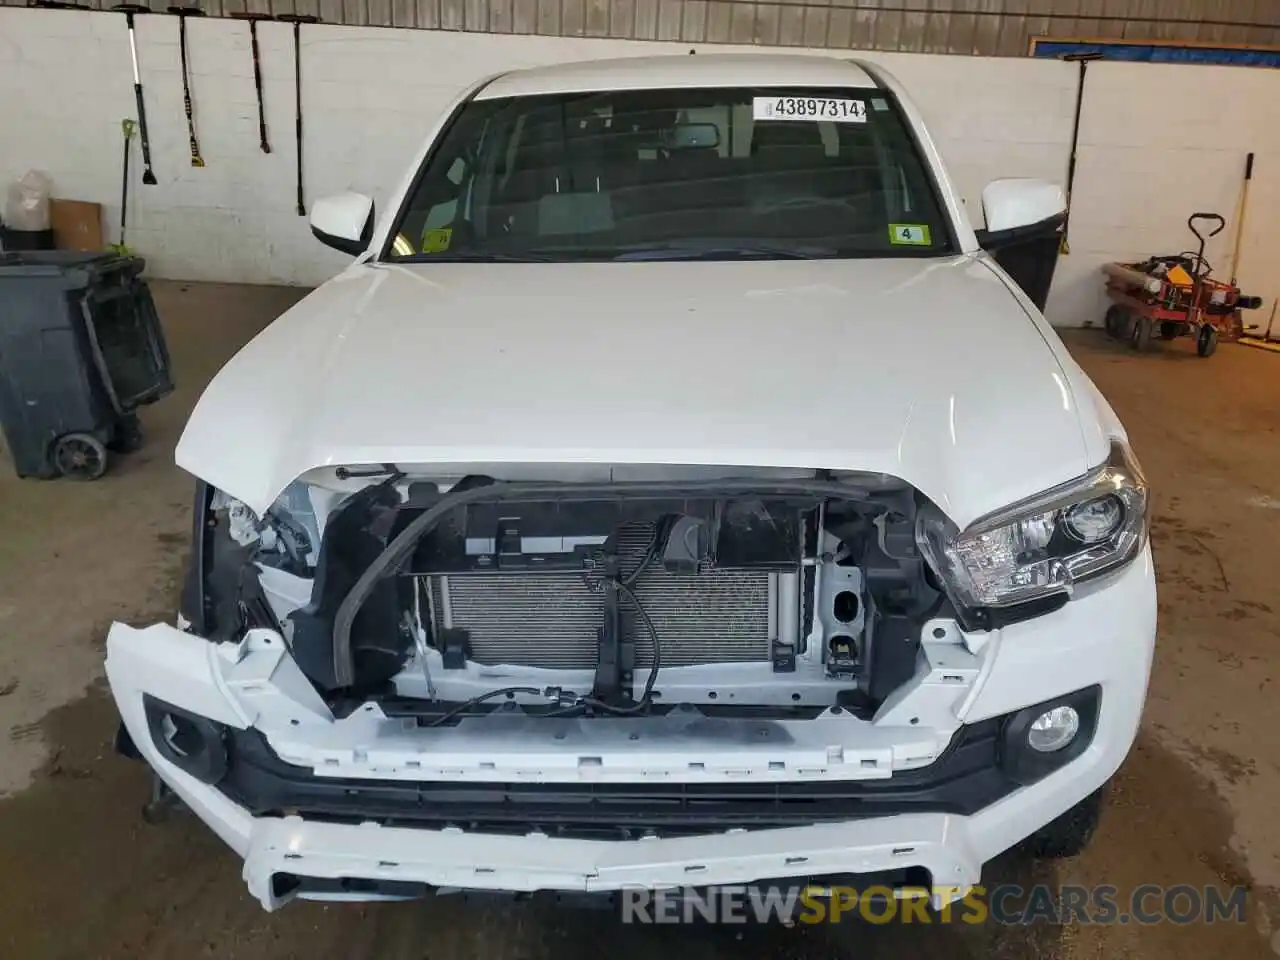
xmin=105 ymin=551 xmax=1156 ymax=911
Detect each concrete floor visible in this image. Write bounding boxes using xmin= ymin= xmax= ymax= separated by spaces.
xmin=2 ymin=280 xmax=1279 ymax=959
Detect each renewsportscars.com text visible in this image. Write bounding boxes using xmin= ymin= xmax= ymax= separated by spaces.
xmin=620 ymin=884 xmax=1247 ymax=926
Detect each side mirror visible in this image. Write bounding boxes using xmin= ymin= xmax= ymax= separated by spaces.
xmin=975 ymin=179 xmax=1065 ymax=250
xmin=310 ymin=193 xmax=374 ymax=256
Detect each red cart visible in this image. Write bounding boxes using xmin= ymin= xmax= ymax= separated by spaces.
xmin=1101 ymin=213 xmax=1260 ymax=358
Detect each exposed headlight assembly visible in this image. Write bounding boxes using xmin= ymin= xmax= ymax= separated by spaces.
xmin=180 ymin=482 xmax=323 ymax=639
xmin=211 ymin=484 xmax=319 ymax=573
xmin=916 ymin=440 xmax=1148 ymax=616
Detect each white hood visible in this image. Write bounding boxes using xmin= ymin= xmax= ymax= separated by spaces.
xmin=177 ymin=256 xmax=1106 ymax=527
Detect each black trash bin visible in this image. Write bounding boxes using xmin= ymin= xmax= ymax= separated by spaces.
xmin=0 ymin=225 xmax=56 ymax=251
xmin=0 ymin=251 xmax=173 ymax=480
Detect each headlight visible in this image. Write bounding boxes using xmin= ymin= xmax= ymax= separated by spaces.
xmin=210 ymin=483 xmax=319 ymax=571
xmin=916 ymin=440 xmax=1148 ymax=611
xmin=184 ymin=483 xmax=322 ymax=639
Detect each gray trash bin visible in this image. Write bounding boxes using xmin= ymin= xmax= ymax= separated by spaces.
xmin=0 ymin=251 xmax=173 ymax=480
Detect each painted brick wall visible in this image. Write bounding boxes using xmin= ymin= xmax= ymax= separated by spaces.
xmin=0 ymin=10 xmax=1075 ymax=281
xmin=1 ymin=7 xmax=1276 ymax=327
xmin=1047 ymin=61 xmax=1280 ymax=332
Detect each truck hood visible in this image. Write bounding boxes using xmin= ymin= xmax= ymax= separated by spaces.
xmin=177 ymin=256 xmax=1102 ymax=526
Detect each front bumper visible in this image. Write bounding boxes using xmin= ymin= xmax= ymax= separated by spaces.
xmin=105 ymin=550 xmax=1156 ymax=911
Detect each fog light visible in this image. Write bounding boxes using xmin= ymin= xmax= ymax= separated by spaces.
xmin=1000 ymin=686 xmax=1098 ymax=784
xmin=1027 ymin=705 xmax=1080 ymax=753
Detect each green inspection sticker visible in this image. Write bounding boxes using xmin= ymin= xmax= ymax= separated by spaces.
xmin=889 ymin=224 xmax=931 ymax=246
xmin=421 ymin=227 xmax=453 ymax=253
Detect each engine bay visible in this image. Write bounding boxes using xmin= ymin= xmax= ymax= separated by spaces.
xmin=195 ymin=469 xmax=947 ymax=726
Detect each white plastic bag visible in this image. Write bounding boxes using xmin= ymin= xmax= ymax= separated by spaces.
xmin=4 ymin=170 xmax=54 ymax=231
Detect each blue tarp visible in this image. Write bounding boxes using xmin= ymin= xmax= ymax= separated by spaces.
xmin=1032 ymin=40 xmax=1280 ymax=69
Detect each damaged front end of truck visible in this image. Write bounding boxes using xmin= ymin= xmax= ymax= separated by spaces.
xmin=144 ymin=464 xmax=970 ymax=717
xmin=106 ymin=451 xmax=1147 ymax=908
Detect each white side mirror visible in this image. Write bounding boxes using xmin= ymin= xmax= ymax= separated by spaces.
xmin=979 ymin=178 xmax=1066 ymax=242
xmin=310 ymin=192 xmax=374 ymax=256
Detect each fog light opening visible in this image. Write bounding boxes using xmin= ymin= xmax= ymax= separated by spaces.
xmin=143 ymin=696 xmax=229 ymax=785
xmin=1027 ymin=705 xmax=1080 ymax=753
xmin=159 ymin=713 xmax=202 ymax=759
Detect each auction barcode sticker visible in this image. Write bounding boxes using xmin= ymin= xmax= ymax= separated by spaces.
xmin=753 ymin=96 xmax=867 ymax=123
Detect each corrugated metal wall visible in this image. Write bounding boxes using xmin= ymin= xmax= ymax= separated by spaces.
xmin=12 ymin=0 xmax=1280 ymax=55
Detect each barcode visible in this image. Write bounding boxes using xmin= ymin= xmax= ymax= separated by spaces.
xmin=753 ymin=97 xmax=868 ymax=123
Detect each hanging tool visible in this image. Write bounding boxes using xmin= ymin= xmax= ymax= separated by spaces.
xmin=1059 ymin=52 xmax=1104 ymax=255
xmin=168 ymin=6 xmax=206 ymax=168
xmin=232 ymin=12 xmax=273 ymax=154
xmin=1228 ymin=152 xmax=1254 ymax=288
xmin=113 ymin=119 xmax=137 ymax=254
xmin=277 ymin=14 xmax=319 ymax=216
xmin=113 ymin=4 xmax=158 ymax=185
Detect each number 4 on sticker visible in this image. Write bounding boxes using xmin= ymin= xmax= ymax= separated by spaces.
xmin=421 ymin=227 xmax=453 ymax=253
xmin=890 ymin=224 xmax=931 ymax=246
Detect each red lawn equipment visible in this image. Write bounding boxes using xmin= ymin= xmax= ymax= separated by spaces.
xmin=1101 ymin=213 xmax=1262 ymax=358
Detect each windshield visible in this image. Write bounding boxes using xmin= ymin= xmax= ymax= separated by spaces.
xmin=384 ymin=86 xmax=953 ymax=263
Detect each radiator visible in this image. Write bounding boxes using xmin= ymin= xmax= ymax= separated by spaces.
xmin=426 ymin=525 xmax=776 ymax=669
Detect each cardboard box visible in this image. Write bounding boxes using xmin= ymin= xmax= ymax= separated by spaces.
xmin=50 ymin=199 xmax=104 ymax=252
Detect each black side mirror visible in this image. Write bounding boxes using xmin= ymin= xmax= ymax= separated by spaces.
xmin=309 ymin=193 xmax=375 ymax=256
xmin=975 ymin=179 xmax=1066 ymax=251
xmin=975 ymin=213 xmax=1065 ymax=252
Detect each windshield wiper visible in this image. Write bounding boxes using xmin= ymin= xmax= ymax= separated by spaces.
xmin=389 ymin=243 xmax=838 ymax=264
xmin=610 ymin=241 xmax=837 ymax=262
xmin=391 ymin=251 xmax=557 ymax=263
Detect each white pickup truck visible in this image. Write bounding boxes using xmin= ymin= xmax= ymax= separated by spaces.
xmin=106 ymin=52 xmax=1155 ymax=912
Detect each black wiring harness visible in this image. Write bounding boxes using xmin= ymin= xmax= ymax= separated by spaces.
xmin=423 ymin=578 xmax=664 ymax=727
xmin=543 ymin=577 xmax=663 ymax=718
xmin=423 ymin=538 xmax=666 ymax=727
xmin=423 ymin=685 xmax=542 ymax=729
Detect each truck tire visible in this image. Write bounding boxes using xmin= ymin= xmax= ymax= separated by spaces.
xmin=1023 ymin=787 xmax=1104 ymax=859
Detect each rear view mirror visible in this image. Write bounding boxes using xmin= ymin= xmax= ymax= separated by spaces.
xmin=975 ymin=179 xmax=1065 ymax=250
xmin=665 ymin=123 xmax=721 ymax=150
xmin=310 ymin=192 xmax=374 ymax=256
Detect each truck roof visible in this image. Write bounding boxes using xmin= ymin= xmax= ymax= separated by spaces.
xmin=476 ymin=53 xmax=879 ymax=100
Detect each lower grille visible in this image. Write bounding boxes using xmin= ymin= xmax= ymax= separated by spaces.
xmin=428 ymin=524 xmax=774 ymax=669
xmin=218 ymin=719 xmax=1012 ymax=840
